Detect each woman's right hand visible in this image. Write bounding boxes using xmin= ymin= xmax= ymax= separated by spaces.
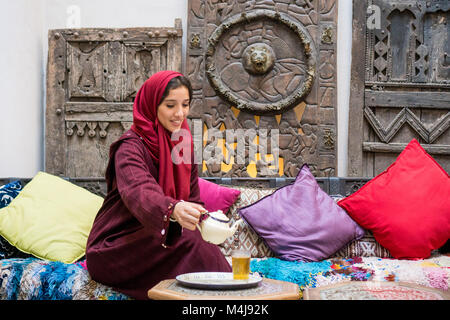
xmin=171 ymin=201 xmax=206 ymax=231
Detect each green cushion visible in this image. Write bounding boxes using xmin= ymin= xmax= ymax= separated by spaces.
xmin=0 ymin=172 xmax=103 ymax=263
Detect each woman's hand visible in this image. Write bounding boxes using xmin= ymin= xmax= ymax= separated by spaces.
xmin=171 ymin=201 xmax=206 ymax=231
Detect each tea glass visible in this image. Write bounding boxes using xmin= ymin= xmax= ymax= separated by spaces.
xmin=231 ymin=249 xmax=251 ymax=280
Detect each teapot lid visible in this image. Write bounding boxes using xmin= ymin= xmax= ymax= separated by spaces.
xmin=204 ymin=210 xmax=229 ymax=223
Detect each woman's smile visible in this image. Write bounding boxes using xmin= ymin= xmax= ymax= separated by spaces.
xmin=157 ymin=86 xmax=190 ymax=133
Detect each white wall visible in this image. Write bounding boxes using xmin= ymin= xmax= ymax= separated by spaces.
xmin=337 ymin=0 xmax=352 ymax=177
xmin=0 ymin=0 xmax=352 ymax=178
xmin=0 ymin=0 xmax=44 ymax=178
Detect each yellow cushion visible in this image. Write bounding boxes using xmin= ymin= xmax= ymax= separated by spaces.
xmin=0 ymin=172 xmax=103 ymax=264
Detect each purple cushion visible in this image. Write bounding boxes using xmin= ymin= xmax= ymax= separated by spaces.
xmin=198 ymin=178 xmax=241 ymax=213
xmin=238 ymin=165 xmax=365 ymax=262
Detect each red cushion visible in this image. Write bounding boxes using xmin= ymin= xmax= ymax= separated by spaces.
xmin=198 ymin=178 xmax=241 ymax=213
xmin=338 ymin=139 xmax=450 ymax=259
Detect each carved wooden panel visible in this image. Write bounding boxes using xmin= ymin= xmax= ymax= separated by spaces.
xmin=186 ymin=0 xmax=338 ymax=178
xmin=349 ymin=0 xmax=450 ymax=176
xmin=46 ymin=22 xmax=183 ymax=177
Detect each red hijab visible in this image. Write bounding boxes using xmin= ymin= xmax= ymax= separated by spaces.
xmin=130 ymin=71 xmax=192 ymax=200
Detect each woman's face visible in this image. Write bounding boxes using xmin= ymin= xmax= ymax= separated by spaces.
xmin=157 ymin=86 xmax=190 ymax=133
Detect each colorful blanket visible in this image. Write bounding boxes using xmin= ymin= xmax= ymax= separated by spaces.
xmin=1 ymin=253 xmax=448 ymax=300
xmin=0 ymin=258 xmax=130 ymax=300
xmin=250 ymin=253 xmax=450 ymax=298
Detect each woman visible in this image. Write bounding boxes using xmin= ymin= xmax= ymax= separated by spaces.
xmin=86 ymin=71 xmax=231 ymax=300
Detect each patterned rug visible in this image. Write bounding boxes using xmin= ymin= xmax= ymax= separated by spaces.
xmin=250 ymin=254 xmax=450 ymax=299
xmin=0 ymin=258 xmax=130 ymax=300
xmin=303 ymin=281 xmax=450 ymax=300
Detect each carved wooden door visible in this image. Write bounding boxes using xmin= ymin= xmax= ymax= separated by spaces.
xmin=46 ymin=22 xmax=183 ymax=177
xmin=349 ymin=0 xmax=450 ymax=176
xmin=186 ymin=0 xmax=339 ymax=178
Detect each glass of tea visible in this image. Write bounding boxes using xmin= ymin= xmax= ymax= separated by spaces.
xmin=231 ymin=249 xmax=251 ymax=280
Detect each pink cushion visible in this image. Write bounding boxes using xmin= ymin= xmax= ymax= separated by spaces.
xmin=198 ymin=178 xmax=241 ymax=213
xmin=338 ymin=139 xmax=450 ymax=259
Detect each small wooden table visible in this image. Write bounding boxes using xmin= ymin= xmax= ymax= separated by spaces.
xmin=148 ymin=278 xmax=300 ymax=300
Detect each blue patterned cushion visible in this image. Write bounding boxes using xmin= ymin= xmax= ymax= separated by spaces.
xmin=0 ymin=180 xmax=22 ymax=208
xmin=0 ymin=181 xmax=33 ymax=259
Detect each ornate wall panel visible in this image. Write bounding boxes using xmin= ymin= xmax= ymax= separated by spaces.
xmin=186 ymin=0 xmax=339 ymax=178
xmin=46 ymin=21 xmax=183 ymax=177
xmin=349 ymin=0 xmax=450 ymax=176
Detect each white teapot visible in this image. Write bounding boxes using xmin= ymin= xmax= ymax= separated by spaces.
xmin=196 ymin=210 xmax=244 ymax=245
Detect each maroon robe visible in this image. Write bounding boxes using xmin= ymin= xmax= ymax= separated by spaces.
xmin=86 ymin=130 xmax=231 ymax=299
